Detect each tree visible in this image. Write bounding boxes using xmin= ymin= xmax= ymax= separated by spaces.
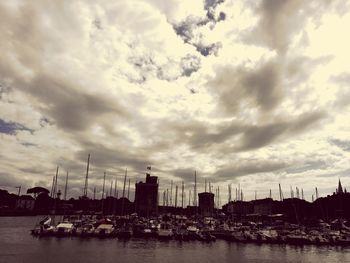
xmin=27 ymin=187 xmax=50 ymax=199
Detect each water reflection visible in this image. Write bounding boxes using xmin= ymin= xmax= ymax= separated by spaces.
xmin=0 ymin=217 xmax=349 ymax=263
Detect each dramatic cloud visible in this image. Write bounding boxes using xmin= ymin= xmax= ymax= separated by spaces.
xmin=247 ymin=0 xmax=349 ymax=54
xmin=208 ymin=59 xmax=283 ymax=115
xmin=329 ymin=139 xmax=350 ymax=152
xmin=0 ymin=0 xmax=349 ymax=201
xmin=214 ymin=160 xmax=288 ymax=181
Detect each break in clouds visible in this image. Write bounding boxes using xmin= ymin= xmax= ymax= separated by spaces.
xmin=0 ymin=0 xmax=350 ymax=201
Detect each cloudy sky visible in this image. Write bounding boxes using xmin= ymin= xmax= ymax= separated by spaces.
xmin=1 ymin=0 xmax=350 ymax=203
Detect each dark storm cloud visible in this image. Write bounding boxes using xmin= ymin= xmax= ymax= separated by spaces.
xmin=129 ymin=53 xmax=201 ymax=81
xmin=172 ymin=8 xmax=224 ymax=57
xmin=163 ymin=111 xmax=326 ymax=152
xmin=255 ymin=0 xmax=304 ymax=53
xmin=248 ymin=0 xmax=350 ymax=53
xmin=18 ymin=167 xmax=44 ymax=175
xmin=208 ymin=60 xmax=283 ymax=115
xmin=238 ymin=122 xmax=288 ymax=151
xmin=288 ymin=111 xmax=326 ymax=133
xmin=204 ymin=0 xmax=225 ymax=10
xmin=74 ymin=140 xmax=151 ymax=173
xmin=173 ymin=18 xmax=195 ymax=43
xmin=128 ymin=55 xmax=157 ymax=83
xmin=329 ymin=139 xmax=350 ymax=152
xmin=170 ymin=168 xmax=197 ymax=183
xmin=237 ymin=111 xmax=326 ymax=151
xmin=22 ymin=74 xmax=128 ymax=132
xmin=317 ymin=168 xmax=350 ymax=179
xmin=182 ymin=121 xmax=244 ymax=150
xmin=196 ymin=42 xmax=222 ymax=56
xmin=0 ymin=119 xmax=33 ymax=135
xmin=331 ymin=72 xmax=350 ymax=108
xmin=173 ymin=20 xmax=222 ymax=57
xmin=0 ymin=2 xmax=128 ymax=133
xmin=285 ymin=160 xmax=328 ymax=174
xmin=286 ymin=56 xmax=334 ymax=89
xmin=0 ymin=82 xmax=11 ymax=99
xmin=213 ymin=160 xmax=288 ymax=181
xmin=331 ymin=72 xmax=350 ymax=84
xmin=0 ymin=172 xmax=32 ymax=190
xmin=180 ymin=55 xmax=201 ymax=77
xmin=204 ymin=0 xmax=226 ymax=23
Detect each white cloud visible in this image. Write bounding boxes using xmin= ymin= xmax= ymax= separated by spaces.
xmin=0 ymin=0 xmax=349 ymax=201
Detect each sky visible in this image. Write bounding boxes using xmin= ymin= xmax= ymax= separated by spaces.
xmin=1 ymin=0 xmax=350 ymax=203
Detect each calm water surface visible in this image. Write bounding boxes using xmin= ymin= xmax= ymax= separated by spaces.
xmin=0 ymin=217 xmax=349 ymax=263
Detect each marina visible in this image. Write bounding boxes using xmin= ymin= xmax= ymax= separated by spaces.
xmin=1 ymin=217 xmax=350 ymax=263
xmin=29 ymin=214 xmax=350 ymax=247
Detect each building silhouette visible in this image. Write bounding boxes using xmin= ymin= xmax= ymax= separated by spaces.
xmin=198 ymin=192 xmax=214 ymax=216
xmin=134 ymin=173 xmax=158 ymax=216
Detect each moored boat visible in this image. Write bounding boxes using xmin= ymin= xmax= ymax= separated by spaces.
xmin=93 ymin=224 xmax=115 ymax=238
xmin=158 ymin=222 xmax=173 ymax=240
xmin=53 ymin=223 xmax=75 ymax=237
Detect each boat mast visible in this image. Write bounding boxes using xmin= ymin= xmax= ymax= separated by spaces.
xmin=121 ymin=168 xmax=127 ymax=216
xmin=127 ymin=178 xmax=130 ymax=200
xmin=175 ymin=185 xmax=178 ymax=208
xmin=194 ymin=170 xmax=197 ymax=206
xmin=218 ymin=186 xmax=220 ymax=208
xmin=109 ymin=181 xmax=113 ymax=197
xmin=54 ymin=166 xmax=59 ymax=198
xmin=83 ymin=154 xmax=90 ymax=198
xmin=228 ymin=184 xmax=232 ymax=202
xmin=238 ymin=183 xmax=240 ymax=201
xmin=166 ymin=189 xmax=169 ymax=206
xmin=50 ymin=175 xmax=55 ymax=198
xmin=122 ymin=169 xmax=127 ymax=198
xmin=102 ymin=172 xmax=106 ymax=199
xmin=101 ymin=172 xmax=106 ymax=213
xmin=279 ymin=183 xmax=283 ymax=201
xmin=181 ymin=181 xmax=184 ymax=209
xmin=114 ymin=178 xmax=117 ymax=198
xmin=170 ymin=180 xmax=173 ymax=207
xmin=64 ymin=171 xmax=69 ymax=200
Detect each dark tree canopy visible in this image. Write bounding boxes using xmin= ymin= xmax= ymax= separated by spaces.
xmin=27 ymin=187 xmax=49 ymax=195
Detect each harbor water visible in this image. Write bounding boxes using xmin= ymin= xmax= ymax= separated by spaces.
xmin=0 ymin=217 xmax=349 ymax=263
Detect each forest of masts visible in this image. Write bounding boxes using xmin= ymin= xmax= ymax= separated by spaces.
xmin=48 ymin=154 xmax=323 ymax=208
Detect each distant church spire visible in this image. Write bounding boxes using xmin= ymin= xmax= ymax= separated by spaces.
xmin=338 ymin=179 xmax=344 ymax=194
